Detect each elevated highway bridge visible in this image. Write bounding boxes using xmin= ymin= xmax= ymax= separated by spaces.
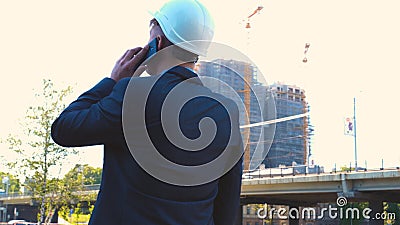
xmin=1 ymin=169 xmax=399 ymax=224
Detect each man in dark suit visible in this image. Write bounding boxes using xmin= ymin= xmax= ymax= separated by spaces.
xmin=51 ymin=0 xmax=243 ymax=224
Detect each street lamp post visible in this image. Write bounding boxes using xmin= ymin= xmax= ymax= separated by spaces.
xmin=353 ymin=97 xmax=358 ymax=171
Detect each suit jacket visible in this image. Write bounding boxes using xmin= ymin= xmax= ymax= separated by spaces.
xmin=51 ymin=66 xmax=243 ymax=225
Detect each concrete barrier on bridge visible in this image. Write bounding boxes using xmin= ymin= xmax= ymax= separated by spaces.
xmin=241 ymin=169 xmax=400 ymax=205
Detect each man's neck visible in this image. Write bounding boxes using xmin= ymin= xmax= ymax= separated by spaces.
xmin=180 ymin=62 xmax=195 ymax=71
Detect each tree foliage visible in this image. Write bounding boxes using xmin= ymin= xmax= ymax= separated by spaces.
xmin=339 ymin=202 xmax=369 ymax=225
xmin=385 ymin=202 xmax=400 ymax=225
xmin=57 ymin=164 xmax=100 ymax=222
xmin=64 ymin=164 xmax=102 ymax=186
xmin=0 ymin=171 xmax=20 ymax=194
xmin=6 ymin=79 xmax=76 ymax=224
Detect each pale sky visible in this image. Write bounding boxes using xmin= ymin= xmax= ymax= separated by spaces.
xmin=1 ymin=0 xmax=400 ymax=175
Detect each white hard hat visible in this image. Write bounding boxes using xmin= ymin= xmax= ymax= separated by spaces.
xmin=150 ymin=0 xmax=215 ymax=56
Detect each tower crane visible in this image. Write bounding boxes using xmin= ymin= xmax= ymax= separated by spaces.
xmin=242 ymin=5 xmax=263 ymax=171
xmin=245 ymin=6 xmax=264 ymax=29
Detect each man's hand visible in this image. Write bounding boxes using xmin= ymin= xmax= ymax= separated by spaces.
xmin=110 ymin=46 xmax=149 ymax=82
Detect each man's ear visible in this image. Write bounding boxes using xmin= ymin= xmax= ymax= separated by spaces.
xmin=156 ymin=35 xmax=163 ymax=50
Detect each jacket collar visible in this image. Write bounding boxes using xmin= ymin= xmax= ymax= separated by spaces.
xmin=165 ymin=66 xmax=203 ymax=85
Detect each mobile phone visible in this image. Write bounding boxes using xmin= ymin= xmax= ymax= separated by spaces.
xmin=146 ymin=38 xmax=158 ymax=59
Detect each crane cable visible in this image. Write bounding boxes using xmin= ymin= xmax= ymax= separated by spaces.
xmin=240 ymin=112 xmax=309 ymax=129
xmin=303 ymin=43 xmax=311 ymax=63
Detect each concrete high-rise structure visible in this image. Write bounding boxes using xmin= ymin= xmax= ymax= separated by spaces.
xmin=196 ymin=59 xmax=311 ymax=170
xmin=263 ymin=83 xmax=310 ymax=168
xmin=196 ymin=59 xmax=266 ymax=170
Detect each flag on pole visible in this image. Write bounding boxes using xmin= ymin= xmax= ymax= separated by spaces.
xmin=344 ymin=117 xmax=354 ymax=136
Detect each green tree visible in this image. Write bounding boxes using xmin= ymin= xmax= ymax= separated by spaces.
xmin=6 ymin=79 xmax=76 ymax=224
xmin=340 ymin=166 xmax=356 ymax=172
xmin=385 ymin=202 xmax=400 ymax=225
xmin=58 ymin=164 xmax=99 ymax=223
xmin=339 ymin=202 xmax=368 ymax=225
xmin=63 ymin=164 xmax=102 ymax=185
xmin=253 ymin=203 xmax=273 ymax=224
xmin=83 ymin=165 xmax=102 ymax=185
xmin=0 ymin=171 xmax=20 ymax=194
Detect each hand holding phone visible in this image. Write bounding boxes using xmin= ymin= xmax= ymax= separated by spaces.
xmin=145 ymin=38 xmax=158 ymax=60
xmin=110 ymin=45 xmax=150 ymax=81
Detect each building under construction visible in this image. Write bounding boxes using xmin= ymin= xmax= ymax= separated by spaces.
xmin=196 ymin=59 xmax=265 ymax=171
xmin=196 ymin=59 xmax=312 ymax=169
xmin=263 ymin=83 xmax=311 ymax=168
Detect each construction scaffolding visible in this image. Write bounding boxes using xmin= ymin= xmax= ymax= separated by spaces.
xmin=263 ymin=83 xmax=312 ymax=168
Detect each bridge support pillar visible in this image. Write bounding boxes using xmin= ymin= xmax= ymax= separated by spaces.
xmin=369 ymin=200 xmax=384 ymax=225
xmin=289 ymin=205 xmax=299 ymax=225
